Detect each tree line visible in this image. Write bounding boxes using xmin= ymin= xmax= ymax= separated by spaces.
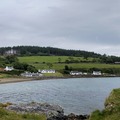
xmin=0 ymin=46 xmax=101 ymax=57
xmin=0 ymin=46 xmax=120 ymax=64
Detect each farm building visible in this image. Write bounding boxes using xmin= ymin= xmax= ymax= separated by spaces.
xmin=38 ymin=69 xmax=55 ymax=73
xmin=70 ymin=71 xmax=83 ymax=75
xmin=92 ymin=71 xmax=102 ymax=75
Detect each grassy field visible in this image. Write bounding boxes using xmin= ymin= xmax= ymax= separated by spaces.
xmin=18 ymin=56 xmax=96 ymax=63
xmin=18 ymin=56 xmax=120 ymax=71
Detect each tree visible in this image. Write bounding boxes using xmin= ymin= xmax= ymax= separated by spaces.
xmin=13 ymin=62 xmax=28 ymax=70
xmin=5 ymin=55 xmax=18 ymax=64
xmin=68 ymin=56 xmax=74 ymax=62
xmin=64 ymin=65 xmax=70 ymax=74
xmin=58 ymin=57 xmax=62 ymax=63
xmin=0 ymin=46 xmax=102 ymax=57
xmin=84 ymin=55 xmax=88 ymax=60
xmin=64 ymin=65 xmax=69 ymax=70
xmin=47 ymin=63 xmax=53 ymax=69
xmin=13 ymin=62 xmax=37 ymax=72
xmin=27 ymin=65 xmax=37 ymax=72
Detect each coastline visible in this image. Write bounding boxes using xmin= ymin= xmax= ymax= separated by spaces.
xmin=0 ymin=75 xmax=119 ymax=84
xmin=0 ymin=78 xmax=34 ymax=84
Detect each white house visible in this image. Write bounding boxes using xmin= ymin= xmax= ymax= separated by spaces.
xmin=70 ymin=71 xmax=83 ymax=75
xmin=5 ymin=49 xmax=17 ymax=55
xmin=83 ymin=72 xmax=88 ymax=75
xmin=21 ymin=72 xmax=43 ymax=77
xmin=38 ymin=69 xmax=55 ymax=73
xmin=4 ymin=66 xmax=14 ymax=71
xmin=92 ymin=71 xmax=102 ymax=75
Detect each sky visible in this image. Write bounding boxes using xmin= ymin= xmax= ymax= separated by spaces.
xmin=0 ymin=0 xmax=120 ymax=56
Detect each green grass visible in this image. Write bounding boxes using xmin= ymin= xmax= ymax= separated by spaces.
xmin=0 ymin=107 xmax=46 ymax=120
xmin=0 ymin=103 xmax=46 ymax=120
xmin=105 ymin=89 xmax=120 ymax=109
xmin=18 ymin=56 xmax=120 ymax=75
xmin=18 ymin=56 xmax=120 ymax=70
xmin=43 ymin=72 xmax=64 ymax=77
xmin=89 ymin=88 xmax=120 ymax=120
xmin=28 ymin=63 xmax=120 ymax=71
xmin=18 ymin=56 xmax=96 ymax=64
xmin=0 ymin=74 xmax=12 ymax=78
xmin=18 ymin=56 xmax=67 ymax=63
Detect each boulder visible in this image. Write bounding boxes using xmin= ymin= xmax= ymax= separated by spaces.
xmin=6 ymin=102 xmax=89 ymax=120
xmin=6 ymin=102 xmax=64 ymax=119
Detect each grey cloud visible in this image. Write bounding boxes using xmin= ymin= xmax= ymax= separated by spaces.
xmin=0 ymin=0 xmax=120 ymax=55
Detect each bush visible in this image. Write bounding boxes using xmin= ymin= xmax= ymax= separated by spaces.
xmin=13 ymin=62 xmax=37 ymax=72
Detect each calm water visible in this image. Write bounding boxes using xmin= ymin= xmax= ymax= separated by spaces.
xmin=0 ymin=77 xmax=120 ymax=114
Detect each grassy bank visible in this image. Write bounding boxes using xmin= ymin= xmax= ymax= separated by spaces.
xmin=0 ymin=103 xmax=46 ymax=120
xmin=89 ymin=88 xmax=120 ymax=120
xmin=0 ymin=87 xmax=120 ymax=120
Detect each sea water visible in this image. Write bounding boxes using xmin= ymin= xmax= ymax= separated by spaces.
xmin=0 ymin=77 xmax=120 ymax=114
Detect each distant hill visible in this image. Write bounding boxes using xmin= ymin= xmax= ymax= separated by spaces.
xmin=0 ymin=46 xmax=101 ymax=58
xmin=1 ymin=46 xmax=120 ymax=64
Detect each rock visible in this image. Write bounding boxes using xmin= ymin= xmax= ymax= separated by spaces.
xmin=47 ymin=113 xmax=89 ymax=120
xmin=6 ymin=102 xmax=89 ymax=120
xmin=6 ymin=102 xmax=64 ymax=119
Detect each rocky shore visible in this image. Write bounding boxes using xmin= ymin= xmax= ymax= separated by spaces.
xmin=48 ymin=113 xmax=89 ymax=120
xmin=6 ymin=102 xmax=89 ymax=120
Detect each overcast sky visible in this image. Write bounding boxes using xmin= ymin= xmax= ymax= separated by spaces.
xmin=0 ymin=0 xmax=120 ymax=56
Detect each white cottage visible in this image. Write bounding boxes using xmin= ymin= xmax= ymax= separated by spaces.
xmin=70 ymin=71 xmax=83 ymax=75
xmin=4 ymin=66 xmax=14 ymax=71
xmin=21 ymin=72 xmax=43 ymax=77
xmin=92 ymin=71 xmax=102 ymax=75
xmin=38 ymin=69 xmax=55 ymax=73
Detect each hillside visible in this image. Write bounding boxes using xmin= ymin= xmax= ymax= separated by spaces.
xmin=0 ymin=46 xmax=120 ymax=76
xmin=0 ymin=46 xmax=120 ymax=64
xmin=18 ymin=56 xmax=120 ymax=74
xmin=0 ymin=46 xmax=101 ymax=58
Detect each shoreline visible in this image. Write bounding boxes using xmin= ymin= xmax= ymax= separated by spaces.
xmin=0 ymin=78 xmax=34 ymax=84
xmin=0 ymin=75 xmax=119 ymax=84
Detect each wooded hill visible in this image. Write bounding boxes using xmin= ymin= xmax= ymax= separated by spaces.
xmin=0 ymin=46 xmax=101 ymax=58
xmin=0 ymin=46 xmax=120 ymax=64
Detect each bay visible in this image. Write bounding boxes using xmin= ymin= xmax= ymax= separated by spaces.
xmin=0 ymin=77 xmax=120 ymax=115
